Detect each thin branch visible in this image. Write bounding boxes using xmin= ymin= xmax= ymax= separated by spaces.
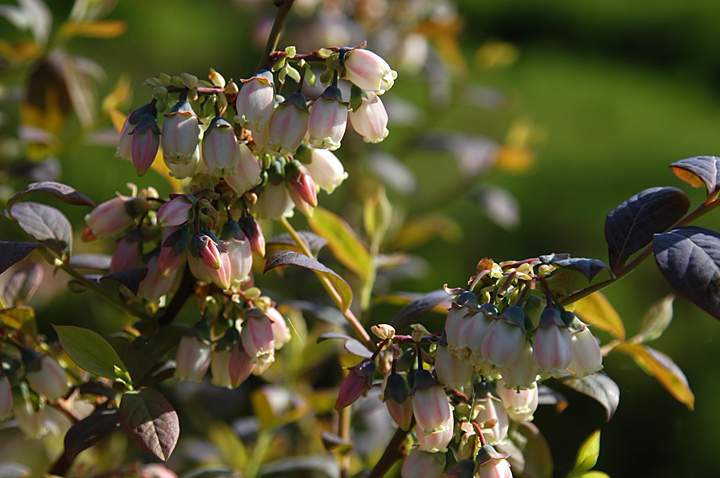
xmin=256 ymin=0 xmax=296 ymax=72
xmin=367 ymin=427 xmax=409 ymax=478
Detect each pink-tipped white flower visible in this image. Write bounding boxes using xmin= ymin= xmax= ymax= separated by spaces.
xmin=221 ymin=220 xmax=253 ymax=286
xmin=343 ymin=48 xmax=397 ymax=95
xmin=25 ymin=355 xmax=69 ymax=403
xmin=401 ymin=449 xmax=446 ymax=478
xmin=110 ymin=233 xmax=143 ymax=273
xmin=335 ymin=358 xmax=376 ymax=410
xmin=495 ymin=378 xmax=538 ymax=423
xmin=350 ymin=93 xmax=389 ymax=143
xmin=267 ymin=92 xmax=310 ymax=155
xmin=131 ymin=113 xmax=161 ymax=176
xmin=137 ymin=255 xmax=181 ymax=303
xmin=286 ymin=161 xmax=318 ymax=217
xmin=236 ymin=70 xmax=276 ymax=132
xmin=157 ymin=195 xmax=194 ymax=227
xmin=158 ymin=227 xmax=188 ymax=279
xmin=175 ymin=326 xmax=212 ymax=383
xmin=162 ymin=100 xmax=200 ymax=179
xmin=84 ymin=196 xmax=147 ymax=241
xmin=116 ymin=103 xmax=154 ymax=162
xmin=444 ymin=300 xmax=476 ymax=356
xmin=202 ymin=116 xmax=241 ymax=177
xmin=498 ymin=341 xmax=538 ymax=390
xmin=476 ymin=445 xmax=512 ymax=478
xmin=13 ymin=398 xmax=47 ymax=438
xmin=533 ymin=308 xmax=573 ymax=379
xmin=0 ymin=373 xmax=11 ymax=420
xmin=434 ymin=344 xmax=473 ymax=390
xmin=415 ymin=418 xmax=454 ymax=454
xmin=241 ymin=308 xmax=276 ymax=368
xmin=229 ymin=343 xmax=255 ymax=387
xmin=569 ymin=324 xmax=603 ymax=377
xmin=254 ymin=181 xmax=295 ymax=220
xmin=266 ymin=307 xmax=291 ymax=349
xmin=225 ymin=143 xmax=261 ymax=195
xmin=412 ymin=370 xmax=453 ymax=435
xmin=305 ymin=148 xmax=348 ymax=194
xmin=481 ymin=306 xmax=527 ymax=370
xmin=211 ymin=347 xmax=234 ymax=388
xmin=308 ymin=86 xmax=348 ymax=151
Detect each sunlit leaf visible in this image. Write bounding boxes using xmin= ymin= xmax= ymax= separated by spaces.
xmin=573 ymin=292 xmax=625 ymax=341
xmin=120 ymin=388 xmax=179 ymax=461
xmin=55 ymin=325 xmax=129 ymax=380
xmin=670 ymin=156 xmax=720 ymax=199
xmin=633 ymin=295 xmax=674 ymax=343
xmin=614 ymin=342 xmax=694 ymax=409
xmin=7 ymin=202 xmax=72 ymax=257
xmin=560 ymin=374 xmax=619 ymax=421
xmin=64 ymin=408 xmax=121 ymax=461
xmin=102 ymin=75 xmax=133 ymax=115
xmin=308 ymin=207 xmax=371 ymax=279
xmin=0 ymin=306 xmax=37 ymax=338
xmin=566 ymin=430 xmax=601 ymax=477
xmin=0 ymin=241 xmax=40 ymax=275
xmin=316 ymin=332 xmax=373 ymax=358
xmin=60 ymin=20 xmax=127 ymax=39
xmin=394 ymin=213 xmax=462 ymax=250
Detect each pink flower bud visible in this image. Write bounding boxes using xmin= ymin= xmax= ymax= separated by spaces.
xmin=195 ymin=233 xmax=224 ymax=270
xmin=225 ymin=143 xmax=261 ymax=195
xmin=241 ymin=308 xmax=276 ymax=368
xmin=343 ymin=48 xmax=397 ymax=95
xmin=175 ymin=328 xmax=212 ymax=383
xmin=350 ymin=93 xmax=389 ymax=143
xmin=495 ymin=378 xmax=538 ymax=423
xmin=25 ymin=355 xmax=69 ymax=403
xmin=229 ymin=343 xmax=255 ymax=386
xmin=162 ymin=100 xmax=200 ymax=179
xmin=236 ymin=70 xmax=276 ymax=132
xmin=84 ymin=196 xmax=141 ymax=240
xmin=158 ymin=227 xmax=188 ymax=279
xmin=110 ymin=233 xmax=143 ymax=273
xmin=480 ymin=306 xmax=527 ymax=370
xmin=239 ymin=215 xmax=266 ymax=257
xmin=569 ymin=324 xmax=603 ymax=377
xmin=131 ymin=113 xmax=161 ymax=176
xmin=308 ymin=86 xmax=348 ymax=151
xmin=0 ymin=373 xmax=12 ymax=419
xmin=286 ymin=162 xmax=318 ymax=217
xmin=254 ymin=181 xmax=295 ymax=220
xmin=115 ymin=114 xmax=134 ymax=162
xmin=137 ymin=255 xmax=181 ymax=303
xmin=533 ymin=308 xmax=573 ymax=379
xmin=188 ymin=234 xmax=232 ymax=290
xmin=13 ymin=398 xmax=47 ymax=438
xmin=476 ymin=445 xmax=512 ymax=478
xmin=335 ymin=358 xmax=376 ymax=410
xmin=474 ymin=393 xmax=508 ymax=445
xmin=434 ymin=344 xmax=472 ymax=390
xmin=401 ymin=449 xmax=446 ymax=478
xmin=267 ymin=92 xmax=310 ymax=155
xmin=266 ymin=306 xmax=291 ymax=349
xmin=202 ymin=117 xmax=241 ymax=177
xmin=305 ymin=148 xmax=348 ymax=194
xmin=157 ymin=195 xmax=194 ymax=227
xmin=412 ymin=370 xmax=453 ymax=435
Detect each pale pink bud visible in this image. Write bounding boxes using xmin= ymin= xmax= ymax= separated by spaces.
xmin=0 ymin=373 xmax=12 ymax=420
xmin=235 ymin=70 xmax=276 ymax=132
xmin=480 ymin=306 xmax=527 ymax=369
xmin=434 ymin=344 xmax=472 ymax=390
xmin=343 ymin=48 xmax=397 ymax=95
xmin=474 ymin=394 xmax=508 ymax=445
xmin=267 ymin=92 xmax=310 ymax=155
xmin=13 ymin=398 xmax=47 ymax=438
xmin=569 ymin=324 xmax=603 ymax=377
xmin=401 ymin=449 xmax=446 ymax=478
xmin=115 ymin=114 xmax=134 ymax=162
xmin=131 ymin=113 xmax=161 ymax=176
xmin=350 ymin=93 xmax=389 ymax=143
xmin=382 ymin=372 xmax=412 ymax=430
xmin=287 ymin=162 xmax=318 ymax=217
xmin=254 ymin=181 xmax=295 ymax=220
xmin=110 ymin=234 xmax=143 ymax=273
xmin=137 ymin=255 xmax=180 ymax=302
xmin=225 ymin=143 xmax=261 ymax=195
xmin=229 ymin=343 xmax=255 ymax=386
xmin=476 ymin=446 xmax=512 ymax=478
xmin=157 ymin=195 xmax=194 ymax=227
xmin=239 ymin=215 xmax=266 ymax=257
xmin=211 ymin=347 xmax=233 ymax=388
xmin=533 ymin=308 xmax=573 ymax=379
xmin=335 ymin=358 xmax=375 ymax=410
xmin=241 ymin=309 xmax=276 ymax=368
xmin=188 ymin=234 xmax=232 ymax=290
xmin=202 ymin=117 xmax=241 ymax=177
xmin=308 ymin=86 xmax=348 ymax=151
xmin=495 ymin=378 xmax=538 ymax=423
xmin=415 ymin=418 xmax=454 ymax=454
xmin=162 ymin=100 xmax=200 ymax=179
xmin=266 ymin=307 xmax=291 ymax=349
xmin=158 ymin=227 xmax=188 ymax=279
xmin=195 ymin=233 xmax=224 ymax=269
xmin=498 ymin=341 xmax=538 ymax=390
xmin=25 ymin=355 xmax=68 ymax=403
xmin=305 ymin=148 xmax=348 ymax=194
xmin=175 ymin=331 xmax=212 ymax=382
xmin=84 ymin=196 xmax=143 ymax=240
xmin=412 ymin=371 xmax=453 ymax=435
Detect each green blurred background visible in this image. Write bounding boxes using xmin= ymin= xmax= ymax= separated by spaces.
xmin=5 ymin=0 xmax=720 ymax=476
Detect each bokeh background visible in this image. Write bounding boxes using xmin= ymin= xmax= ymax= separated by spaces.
xmin=3 ymin=0 xmax=720 ymax=477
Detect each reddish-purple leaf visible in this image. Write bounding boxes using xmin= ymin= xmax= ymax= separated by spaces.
xmin=120 ymin=388 xmax=179 ymax=461
xmin=552 ymin=257 xmax=610 ymax=282
xmin=670 ymin=156 xmax=720 ymax=198
xmin=264 ymin=250 xmax=353 ymax=311
xmin=6 ymin=181 xmax=94 ymax=219
xmin=7 ymin=202 xmax=73 ymax=256
xmin=101 ymin=267 xmax=148 ymax=295
xmin=560 ymin=373 xmax=620 ymax=421
xmin=605 ymin=187 xmax=690 ymax=271
xmin=391 ymin=289 xmax=451 ymax=331
xmin=64 ymin=408 xmax=121 ymax=462
xmin=267 ymin=231 xmax=328 ymax=256
xmin=0 ymin=241 xmax=40 ymax=275
xmin=654 ymin=226 xmax=720 ymax=320
xmin=3 ymin=261 xmax=43 ymax=307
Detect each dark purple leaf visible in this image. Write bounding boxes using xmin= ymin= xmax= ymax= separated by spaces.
xmin=135 ymin=361 xmax=177 ymax=388
xmin=654 ymin=226 xmax=720 ymax=320
xmin=101 ymin=267 xmax=148 ymax=295
xmin=6 ymin=181 xmax=94 ymax=218
xmin=264 ymin=250 xmax=353 ymax=311
xmin=69 ymin=254 xmax=112 ymax=271
xmin=560 ymin=373 xmax=620 ymax=421
xmin=3 ymin=262 xmax=43 ymax=307
xmin=551 ymin=257 xmax=610 ymax=282
xmin=64 ymin=408 xmax=121 ymax=462
xmin=605 ymin=187 xmax=690 ymax=271
xmin=391 ymin=289 xmax=451 ymax=331
xmin=0 ymin=241 xmax=40 ymax=274
xmin=670 ymin=156 xmax=720 ymax=198
xmin=77 ymin=382 xmax=116 ymax=400
xmin=267 ymin=231 xmax=328 ymax=256
xmin=123 ymin=324 xmax=188 ymax=383
xmin=7 ymin=202 xmax=73 ymax=256
xmin=120 ymin=388 xmax=179 ymax=461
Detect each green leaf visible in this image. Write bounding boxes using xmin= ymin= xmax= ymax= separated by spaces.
xmin=566 ymin=430 xmax=601 ymax=477
xmin=633 ymin=295 xmax=674 ymax=343
xmin=573 ymin=292 xmax=626 ymax=340
xmin=308 ymin=206 xmax=371 ymax=280
xmin=581 ymin=472 xmax=611 ymax=478
xmin=54 ymin=325 xmax=129 ymax=380
xmin=120 ymin=388 xmax=179 ymax=461
xmin=614 ymin=342 xmax=694 ymax=410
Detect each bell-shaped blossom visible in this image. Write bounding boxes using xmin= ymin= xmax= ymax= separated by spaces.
xmin=569 ymin=324 xmax=603 ymax=377
xmin=202 ymin=116 xmax=241 ymax=177
xmin=162 ymin=100 xmax=200 ymax=179
xmin=158 ymin=227 xmax=188 ymax=279
xmin=495 ymin=378 xmax=538 ymax=423
xmin=137 ymin=255 xmax=181 ymax=303
xmin=466 ymin=311 xmax=496 ymax=375
xmin=383 ymin=372 xmax=412 ymax=430
xmin=401 ymin=449 xmax=446 ymax=478
xmin=131 ymin=113 xmax=161 ymax=176
xmin=415 ymin=417 xmax=454 ymax=454
xmin=498 ymin=341 xmax=538 ymax=390
xmin=434 ymin=344 xmax=473 ymax=390
xmin=175 ymin=325 xmax=212 ymax=382
xmin=188 ymin=233 xmax=232 ymax=290
xmin=286 ymin=161 xmax=318 ymax=217
xmin=239 ymin=215 xmax=266 ymax=257
xmin=254 ymin=181 xmax=295 ymax=220
xmin=248 ymin=126 xmax=271 ymax=155
xmin=474 ymin=393 xmax=509 ymax=445
xmin=116 ymin=103 xmax=155 ymax=162
xmin=444 ymin=297 xmax=477 ymax=355
xmin=305 ymin=148 xmax=348 ymax=194
xmin=110 ymin=233 xmax=143 ymax=273
xmin=476 ymin=445 xmax=512 ymax=478
xmin=229 ymin=343 xmax=255 ymax=387
xmin=343 ymin=48 xmax=397 ymax=95
xmin=225 ymin=143 xmax=261 ymax=195
xmin=241 ymin=308 xmax=276 ymax=368
xmin=349 ymin=93 xmax=389 ymax=143
xmin=0 ymin=373 xmax=11 ymax=420
xmin=308 ymin=86 xmax=348 ymax=151
xmin=412 ymin=370 xmax=453 ymax=435
xmin=25 ymin=355 xmax=69 ymax=403
xmin=266 ymin=306 xmax=291 ymax=349
xmin=157 ymin=195 xmax=194 ymax=227
xmin=84 ymin=196 xmax=147 ymax=241
xmin=481 ymin=306 xmax=527 ymax=370
xmin=221 ymin=221 xmax=253 ymax=286
xmin=13 ymin=398 xmax=47 ymax=438
xmin=211 ymin=347 xmax=234 ymax=388
xmin=267 ymin=92 xmax=310 ymax=155
xmin=335 ymin=358 xmax=376 ymax=410
xmin=533 ymin=308 xmax=573 ymax=378
xmin=236 ymin=70 xmax=276 ymax=132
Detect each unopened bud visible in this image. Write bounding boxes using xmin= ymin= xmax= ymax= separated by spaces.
xmin=335 ymin=358 xmax=376 ymax=410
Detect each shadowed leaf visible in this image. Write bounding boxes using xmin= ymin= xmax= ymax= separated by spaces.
xmin=390 ymin=289 xmax=452 ymax=331
xmin=499 ymin=421 xmax=552 ymax=478
xmin=101 ymin=267 xmax=148 ymax=295
xmin=560 ymin=374 xmax=620 ymax=421
xmin=7 ymin=202 xmax=72 ymax=256
xmin=64 ymin=408 xmax=121 ymax=461
xmin=605 ymin=187 xmax=690 ymax=271
xmin=2 ymin=261 xmax=43 ymax=307
xmin=124 ymin=324 xmax=188 ymax=385
xmin=6 ymin=181 xmax=94 ymax=218
xmin=548 ymin=256 xmax=610 ymax=282
xmin=308 ymin=206 xmax=371 ymax=280
xmin=120 ymin=388 xmax=179 ymax=461
xmin=55 ymin=325 xmax=129 ymax=380
xmin=0 ymin=241 xmax=40 ymax=275
xmin=573 ymin=292 xmax=625 ymax=341
xmin=654 ymin=226 xmax=720 ymax=320
xmin=670 ymin=156 xmax=720 ymax=199
xmin=267 ymin=231 xmax=328 ymax=257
